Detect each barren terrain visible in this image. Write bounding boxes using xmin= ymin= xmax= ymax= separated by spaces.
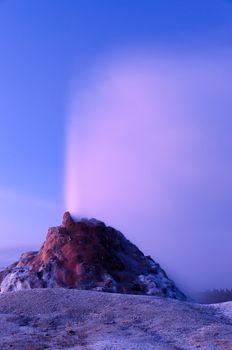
xmin=0 ymin=289 xmax=232 ymax=349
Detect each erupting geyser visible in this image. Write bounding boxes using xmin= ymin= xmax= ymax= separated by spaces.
xmin=65 ymin=54 xmax=198 ymax=241
xmin=64 ymin=52 xmax=232 ymax=292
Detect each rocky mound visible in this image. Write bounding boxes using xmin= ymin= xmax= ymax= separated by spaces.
xmin=0 ymin=212 xmax=186 ymax=300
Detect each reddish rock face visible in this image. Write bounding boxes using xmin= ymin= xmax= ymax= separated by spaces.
xmin=0 ymin=212 xmax=187 ymax=300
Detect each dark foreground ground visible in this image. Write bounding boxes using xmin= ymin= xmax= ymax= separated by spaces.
xmin=0 ymin=289 xmax=232 ymax=350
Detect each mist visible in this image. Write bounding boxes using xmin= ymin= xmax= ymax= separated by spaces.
xmin=65 ymin=50 xmax=232 ymax=293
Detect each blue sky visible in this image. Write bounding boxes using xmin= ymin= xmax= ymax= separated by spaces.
xmin=0 ymin=0 xmax=232 ymax=290
xmin=1 ymin=0 xmax=231 ymax=204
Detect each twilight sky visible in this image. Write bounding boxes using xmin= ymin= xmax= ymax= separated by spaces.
xmin=0 ymin=0 xmax=232 ymax=292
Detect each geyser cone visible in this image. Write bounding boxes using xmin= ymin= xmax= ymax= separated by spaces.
xmin=0 ymin=212 xmax=187 ymax=300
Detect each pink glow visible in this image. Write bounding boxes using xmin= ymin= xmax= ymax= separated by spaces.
xmin=66 ymin=54 xmax=200 ymax=217
xmin=65 ymin=50 xmax=232 ymax=291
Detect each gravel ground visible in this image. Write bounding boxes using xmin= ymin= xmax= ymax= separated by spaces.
xmin=0 ymin=289 xmax=232 ymax=350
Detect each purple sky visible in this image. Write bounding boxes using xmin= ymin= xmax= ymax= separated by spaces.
xmin=0 ymin=0 xmax=232 ymax=292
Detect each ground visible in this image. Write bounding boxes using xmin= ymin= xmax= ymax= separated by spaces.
xmin=0 ymin=289 xmax=232 ymax=350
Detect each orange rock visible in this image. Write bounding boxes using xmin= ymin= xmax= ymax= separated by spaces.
xmin=0 ymin=212 xmax=187 ymax=300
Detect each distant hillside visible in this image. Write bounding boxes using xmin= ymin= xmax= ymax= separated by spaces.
xmin=196 ymin=289 xmax=232 ymax=304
